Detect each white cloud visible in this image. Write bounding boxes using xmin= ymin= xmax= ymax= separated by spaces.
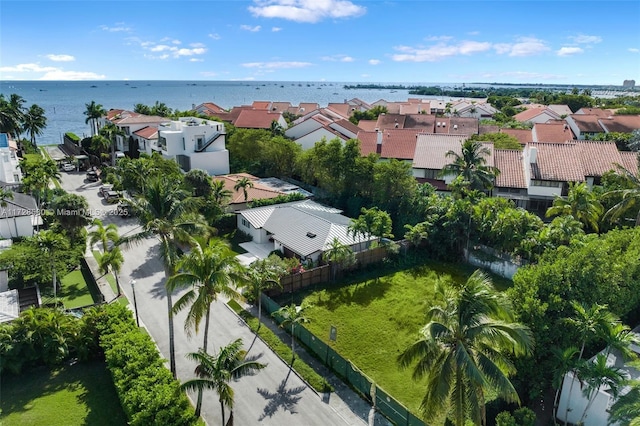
xmin=175 ymin=47 xmax=206 ymax=57
xmin=209 ymin=33 xmax=221 ymax=40
xmin=272 ymin=27 xmax=282 ymax=32
xmin=140 ymin=40 xmax=207 ymax=59
xmin=39 ymin=70 xmax=107 ymax=80
xmin=629 ymin=48 xmax=640 ymax=53
xmin=494 ymin=37 xmax=550 ymax=57
xmin=189 ymin=58 xmax=204 ymax=62
xmin=242 ymin=61 xmax=313 ymax=69
xmin=557 ymin=46 xmax=584 ymax=56
xmin=150 ymin=45 xmax=174 ymax=52
xmin=45 ymin=54 xmax=75 ymax=62
xmin=361 ymin=74 xmax=370 ymax=78
xmin=240 ymin=24 xmax=261 ymax=32
xmin=392 ymin=40 xmax=491 ymax=62
xmin=100 ymin=23 xmax=131 ymax=33
xmin=570 ymin=34 xmax=602 ymax=44
xmin=368 ymin=59 xmax=381 ymax=65
xmin=322 ymin=54 xmax=354 ymax=62
xmin=0 ymin=63 xmax=59 ymax=73
xmin=248 ymin=0 xmax=366 ymax=23
xmin=425 ymin=35 xmax=453 ymax=42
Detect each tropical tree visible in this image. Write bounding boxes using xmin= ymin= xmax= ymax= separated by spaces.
xmin=119 ymin=177 xmax=208 ymax=377
xmin=33 ymin=230 xmax=69 ymax=305
xmin=551 ymin=346 xmax=580 ymax=421
xmin=578 ymin=354 xmax=626 ymax=425
xmin=0 ymin=94 xmax=26 ymax=139
xmin=398 ymin=270 xmax=533 ymax=426
xmin=269 ymin=120 xmax=285 ymax=136
xmin=22 ymin=104 xmax=47 ymax=145
xmin=246 ymin=255 xmax=288 ymax=327
xmin=211 ymin=179 xmax=233 ymax=206
xmin=184 ymin=169 xmax=214 ymax=198
xmin=608 ymin=361 xmax=640 ymax=426
xmin=233 ymin=177 xmax=254 ymax=202
xmin=440 ymin=139 xmax=500 ymax=192
xmin=89 ymin=219 xmax=123 ymax=296
xmin=546 ymin=182 xmax=603 ymax=233
xmin=99 ymin=122 xmax=124 ymax=166
xmin=49 ymin=193 xmax=91 ymax=240
xmin=20 ymin=154 xmax=60 ymax=230
xmin=272 ymin=301 xmax=311 ymax=359
xmin=322 ymin=237 xmax=356 ymax=282
xmin=150 ymin=101 xmax=172 ymax=117
xmin=603 ymin=164 xmax=640 ymax=227
xmin=182 ymin=338 xmax=266 ymax=421
xmin=83 ymin=100 xmax=105 ymax=136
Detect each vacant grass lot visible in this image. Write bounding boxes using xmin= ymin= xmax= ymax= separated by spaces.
xmin=0 ymin=361 xmax=127 ymax=426
xmin=290 ymin=261 xmax=511 ymax=414
xmin=58 ymin=269 xmax=99 ymax=309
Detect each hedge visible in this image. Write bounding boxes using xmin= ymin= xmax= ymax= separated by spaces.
xmin=65 ymin=132 xmax=81 ymax=142
xmin=96 ymin=304 xmax=199 ymax=426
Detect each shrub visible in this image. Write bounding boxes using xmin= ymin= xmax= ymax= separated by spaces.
xmin=96 ymin=303 xmax=198 ymax=425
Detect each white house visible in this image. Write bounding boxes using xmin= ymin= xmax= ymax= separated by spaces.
xmin=102 ymin=110 xmax=166 ymax=153
xmin=155 ymin=117 xmax=229 ymax=175
xmin=236 ymin=200 xmax=377 ymax=263
xmin=0 ymin=134 xmax=22 ymax=184
xmin=0 ymin=192 xmax=38 ymax=238
xmin=556 ymin=326 xmax=640 ymax=426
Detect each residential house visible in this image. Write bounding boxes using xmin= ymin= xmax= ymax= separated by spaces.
xmin=0 ymin=191 xmax=39 ymax=238
xmin=450 ymin=101 xmax=498 ymax=119
xmin=575 ymin=107 xmax=614 ymax=116
xmin=0 ymin=134 xmax=22 ymax=185
xmin=499 ymin=128 xmax=533 ymax=145
xmin=565 ymin=114 xmax=606 ymax=140
xmin=155 ymin=117 xmax=229 ymax=175
xmin=285 ymin=110 xmax=359 ymax=150
xmin=412 ymin=134 xmax=482 ymax=190
xmin=233 ymin=109 xmax=287 ymax=130
xmin=212 ymin=173 xmax=288 ymax=212
xmin=556 ymin=325 xmax=640 ymax=426
xmin=547 ymin=104 xmax=573 ymax=117
xmin=132 ymin=126 xmax=159 ymax=155
xmin=513 ymin=107 xmax=561 ymax=124
xmin=531 ymin=121 xmax=575 ymax=143
xmin=358 ymin=129 xmax=423 ymax=162
xmin=236 ymin=200 xmax=377 ymax=263
xmin=192 ymin=102 xmax=226 ymax=116
xmin=102 ymin=110 xmax=167 ymax=154
xmin=599 ymin=115 xmax=640 ymax=134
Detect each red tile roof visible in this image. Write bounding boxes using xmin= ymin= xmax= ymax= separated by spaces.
xmin=357 ymin=119 xmax=378 ymax=131
xmin=500 ymin=128 xmax=532 ymax=144
xmin=252 ymin=101 xmax=271 ymax=110
xmin=212 ymin=173 xmax=283 ymax=205
xmin=619 ymin=151 xmax=639 ymax=175
xmin=599 ymin=115 xmax=640 ymax=133
xmin=577 ymin=108 xmax=613 ymax=117
xmin=495 ymin=150 xmax=526 ymax=188
xmin=326 ymin=103 xmax=351 ymax=118
xmin=376 ymin=114 xmax=406 ymax=130
xmin=413 ymin=134 xmax=481 ymax=170
xmin=513 ymin=107 xmax=558 ymax=122
xmin=404 ymin=114 xmax=435 ymax=130
xmin=577 ymin=141 xmax=628 ymax=177
xmin=194 ymin=102 xmax=225 ymax=114
xmin=528 ymin=143 xmax=585 ymax=182
xmin=358 ymin=129 xmax=423 ymax=160
xmin=133 ymin=126 xmax=158 ymax=139
xmin=532 ymin=121 xmax=575 ymax=143
xmin=569 ymin=114 xmax=605 ymax=133
xmin=234 ymin=110 xmax=282 ymax=129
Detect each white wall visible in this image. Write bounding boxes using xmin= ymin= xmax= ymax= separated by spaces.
xmin=296 ymin=129 xmax=342 ymax=150
xmin=557 ymin=371 xmax=613 ymax=426
xmin=237 ymin=216 xmax=266 ymax=243
xmin=527 ymin=184 xmax=562 ymax=198
xmin=189 ymin=150 xmax=230 ymax=176
xmin=0 ymin=149 xmax=21 ymax=183
xmin=285 ymin=119 xmax=323 ymax=140
xmin=0 ymin=216 xmax=33 ymax=238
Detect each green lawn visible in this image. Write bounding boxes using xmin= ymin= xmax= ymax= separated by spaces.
xmin=0 ymin=361 xmax=128 ymax=426
xmin=58 ymin=269 xmax=100 ymax=309
xmin=289 ymin=261 xmax=511 ymax=414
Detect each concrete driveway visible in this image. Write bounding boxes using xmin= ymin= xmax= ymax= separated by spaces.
xmin=59 ymin=169 xmax=378 ymax=426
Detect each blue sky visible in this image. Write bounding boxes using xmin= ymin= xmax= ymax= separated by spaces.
xmin=1 ymin=0 xmax=639 ymax=84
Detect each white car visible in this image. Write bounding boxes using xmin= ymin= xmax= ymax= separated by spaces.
xmin=62 ymin=163 xmax=75 ymax=172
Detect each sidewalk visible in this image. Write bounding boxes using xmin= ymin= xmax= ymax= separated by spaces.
xmin=240 ymin=300 xmax=392 ymax=426
xmin=83 ymin=251 xmax=118 ymax=303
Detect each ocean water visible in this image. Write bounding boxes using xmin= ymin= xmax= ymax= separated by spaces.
xmin=0 ymin=80 xmax=448 ymax=146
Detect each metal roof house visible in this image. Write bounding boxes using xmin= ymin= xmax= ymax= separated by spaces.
xmin=236 ymin=200 xmax=377 ymax=263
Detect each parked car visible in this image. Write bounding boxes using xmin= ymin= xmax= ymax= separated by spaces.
xmin=61 ymin=163 xmax=75 ymax=172
xmin=98 ymin=184 xmax=113 ymax=197
xmin=86 ymin=170 xmax=99 ymax=182
xmin=117 ymin=200 xmax=135 ymax=217
xmin=103 ymin=190 xmax=121 ymax=204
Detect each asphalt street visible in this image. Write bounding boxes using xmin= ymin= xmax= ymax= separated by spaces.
xmin=58 ymin=168 xmax=379 ymax=426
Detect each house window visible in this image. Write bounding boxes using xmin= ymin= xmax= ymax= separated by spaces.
xmin=13 ymin=173 xmax=20 ymax=182
xmin=531 ymin=180 xmax=561 ymax=188
xmin=241 ymin=218 xmax=249 ymax=227
xmin=122 ymin=126 xmax=130 ymax=136
xmin=182 ymin=138 xmax=185 ymax=150
xmin=423 ymin=169 xmax=440 ymax=179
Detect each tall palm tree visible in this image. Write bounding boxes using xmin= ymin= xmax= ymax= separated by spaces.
xmin=546 ymin=182 xmax=603 ymax=233
xmin=608 ymin=361 xmax=640 ymax=426
xmin=398 ymin=270 xmax=533 ymax=426
xmin=562 ymin=302 xmax=619 ymax=425
xmin=22 ymin=104 xmax=47 ymax=145
xmin=272 ymin=301 xmax=311 ymax=359
xmin=84 ymin=100 xmax=105 ymax=136
xmin=182 ymin=338 xmax=266 ymax=421
xmin=119 ymin=177 xmax=209 ymax=378
xmin=578 ymin=354 xmax=626 ymax=425
xmin=32 ymin=230 xmax=68 ymax=306
xmin=246 ymin=255 xmax=286 ymax=327
xmin=89 ymin=218 xmax=125 ymax=297
xmin=211 ymin=180 xmax=232 ymax=206
xmin=440 ymin=139 xmax=500 ymax=192
xmin=100 ymin=122 xmax=124 ymax=166
xmin=322 ymin=237 xmax=356 ymax=282
xmin=603 ymin=164 xmax=640 ymax=227
xmin=97 ymin=248 xmax=124 ymax=298
xmin=167 ymin=238 xmax=245 ymax=416
xmin=551 ymin=346 xmax=580 ymax=421
xmin=233 ymin=177 xmax=254 ymax=202
xmin=0 ymin=94 xmax=25 ymax=139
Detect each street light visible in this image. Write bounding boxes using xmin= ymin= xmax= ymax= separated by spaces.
xmin=130 ymin=279 xmax=140 ymax=327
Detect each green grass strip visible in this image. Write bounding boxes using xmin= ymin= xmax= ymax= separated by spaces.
xmin=227 ymin=299 xmax=333 ymax=393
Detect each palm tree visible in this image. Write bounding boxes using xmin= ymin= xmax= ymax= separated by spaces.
xmin=272 ymin=301 xmax=311 ymax=359
xmin=0 ymin=94 xmax=25 ymax=139
xmin=119 ymin=177 xmax=209 ymax=378
xmin=440 ymin=139 xmax=500 ymax=192
xmin=182 ymin=338 xmax=266 ymax=421
xmin=32 ymin=230 xmax=68 ymax=306
xmin=397 ymin=270 xmax=533 ymax=426
xmin=84 ymin=100 xmax=105 ymax=136
xmin=233 ymin=177 xmax=254 ymax=202
xmin=546 ymin=182 xmax=603 ymax=233
xmin=167 ymin=238 xmax=245 ymax=416
xmin=211 ymin=180 xmax=232 ymax=206
xmin=603 ymin=164 xmax=640 ymax=227
xmin=97 ymin=247 xmax=124 ymax=298
xmin=246 ymin=255 xmax=286 ymax=327
xmin=562 ymin=302 xmax=619 ymax=425
xmin=551 ymin=346 xmax=580 ymax=421
xmin=89 ymin=218 xmax=124 ymax=298
xmin=608 ymin=361 xmax=640 ymax=426
xmin=99 ymin=122 xmax=124 ymax=166
xmin=322 ymin=237 xmax=356 ymax=282
xmin=22 ymin=104 xmax=47 ymax=145
xmin=578 ymin=354 xmax=626 ymax=425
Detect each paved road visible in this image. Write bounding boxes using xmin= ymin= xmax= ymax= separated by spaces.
xmin=58 ymin=169 xmax=380 ymax=426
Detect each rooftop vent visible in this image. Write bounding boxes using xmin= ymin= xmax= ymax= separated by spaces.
xmin=306 ymin=232 xmax=316 ymax=238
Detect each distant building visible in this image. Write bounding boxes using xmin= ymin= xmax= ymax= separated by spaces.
xmin=623 ymin=79 xmax=636 ymax=89
xmin=0 ymin=134 xmax=22 ymax=184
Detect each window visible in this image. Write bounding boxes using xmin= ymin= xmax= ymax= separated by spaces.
xmin=122 ymin=126 xmax=130 ymax=136
xmin=241 ymin=218 xmax=249 ymax=227
xmin=531 ymin=180 xmax=560 ymax=188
